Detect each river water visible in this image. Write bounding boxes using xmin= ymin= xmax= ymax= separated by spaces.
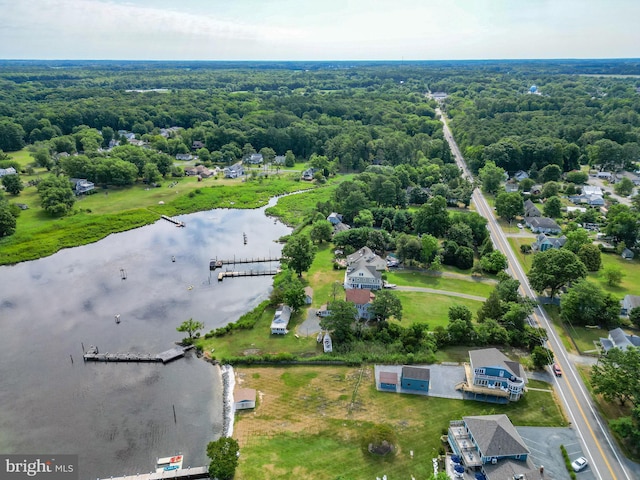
xmin=0 ymin=202 xmax=290 ymax=479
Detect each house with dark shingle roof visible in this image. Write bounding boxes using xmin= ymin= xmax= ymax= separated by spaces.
xmin=525 ymin=216 xmax=561 ymax=234
xmin=621 ymin=295 xmax=640 ymax=316
xmin=448 ymin=414 xmax=538 ymax=478
xmin=523 ymin=199 xmax=541 ymax=218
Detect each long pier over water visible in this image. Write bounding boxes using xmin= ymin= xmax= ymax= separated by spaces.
xmin=209 ymin=256 xmax=281 ymax=270
xmin=83 ymin=345 xmax=194 ymax=364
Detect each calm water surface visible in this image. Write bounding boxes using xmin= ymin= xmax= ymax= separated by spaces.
xmin=0 ymin=202 xmax=290 ymax=479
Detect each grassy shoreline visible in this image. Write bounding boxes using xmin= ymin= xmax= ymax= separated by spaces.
xmin=0 ymin=175 xmax=312 ymax=265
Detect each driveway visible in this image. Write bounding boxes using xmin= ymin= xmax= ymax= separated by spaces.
xmin=297 ymin=307 xmax=321 ymax=336
xmin=517 ymin=427 xmax=596 ymax=480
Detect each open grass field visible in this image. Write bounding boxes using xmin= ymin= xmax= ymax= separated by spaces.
xmin=507 ymin=237 xmax=535 ymax=274
xmin=393 ymin=291 xmax=483 ymax=329
xmin=306 ymin=244 xmax=345 ymax=308
xmin=588 ymin=252 xmax=640 ymax=297
xmin=385 ymin=270 xmax=495 ymax=298
xmin=231 ymin=365 xmax=567 ymax=480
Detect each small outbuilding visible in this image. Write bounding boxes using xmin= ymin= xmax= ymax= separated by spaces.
xmin=379 ymin=372 xmax=399 ymax=391
xmin=401 ymin=366 xmax=430 ymax=392
xmin=304 ymin=286 xmax=314 ymax=305
xmin=234 ymin=388 xmax=257 ymax=411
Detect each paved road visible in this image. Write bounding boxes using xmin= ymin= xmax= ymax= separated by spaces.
xmin=437 ymin=108 xmax=638 ymax=480
xmin=394 ymin=285 xmax=486 ymax=302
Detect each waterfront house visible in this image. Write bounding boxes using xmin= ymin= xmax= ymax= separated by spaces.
xmin=69 ymin=178 xmax=95 ymax=195
xmin=270 ymin=305 xmax=292 ymax=335
xmin=448 ymin=414 xmax=537 ymax=479
xmin=344 ymin=247 xmax=386 ymax=291
xmin=224 ymin=162 xmax=244 ymax=178
xmin=234 ymin=388 xmax=256 ymax=411
xmin=345 ymin=288 xmax=375 ymax=320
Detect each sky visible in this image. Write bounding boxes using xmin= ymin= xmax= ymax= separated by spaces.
xmin=0 ymin=0 xmax=638 ymax=61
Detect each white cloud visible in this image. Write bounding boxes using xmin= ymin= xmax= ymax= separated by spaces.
xmin=0 ymin=0 xmax=638 ymax=59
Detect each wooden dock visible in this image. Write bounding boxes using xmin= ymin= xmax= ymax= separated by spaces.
xmin=217 ymin=269 xmax=280 ymax=281
xmin=96 ymin=465 xmax=209 ymax=480
xmin=209 ymin=257 xmax=282 ymax=270
xmin=161 ymin=215 xmax=185 ymax=227
xmin=83 ymin=345 xmax=194 ymax=364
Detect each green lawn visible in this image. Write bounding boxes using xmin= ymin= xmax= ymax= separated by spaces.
xmin=507 ymin=237 xmax=535 ymax=274
xmin=306 ymin=244 xmax=345 ymax=309
xmin=234 ymin=365 xmax=567 ymax=480
xmin=265 ymin=180 xmax=341 ymax=228
xmin=394 ymin=291 xmax=483 ymax=329
xmin=588 ymin=252 xmax=640 ymax=297
xmin=385 ymin=271 xmax=495 ymax=298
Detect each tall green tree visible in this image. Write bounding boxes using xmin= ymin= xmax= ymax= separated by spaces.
xmin=543 ymin=196 xmax=563 ymax=218
xmin=370 ymin=290 xmax=403 ymax=325
xmin=564 ymin=228 xmax=590 ymax=253
xmin=478 ymin=160 xmax=505 ymax=194
xmin=591 ymin=347 xmax=640 ymax=406
xmin=527 ymin=249 xmax=587 ymax=298
xmin=2 ymin=174 xmax=24 ymax=195
xmin=176 ymin=318 xmax=204 ymax=340
xmin=310 ymin=220 xmax=333 ymax=243
xmin=560 ymin=280 xmax=620 ymax=328
xmin=37 ymin=175 xmax=76 ymax=216
xmin=207 ymin=437 xmax=239 ymax=480
xmin=282 ymin=234 xmax=316 ymax=277
xmin=414 ymin=195 xmax=449 ymax=237
xmin=495 ymin=192 xmax=524 ymax=222
xmin=0 ymin=200 xmax=17 ymax=237
xmin=320 ymin=300 xmax=357 ymax=344
xmin=577 ymin=243 xmax=601 ymax=271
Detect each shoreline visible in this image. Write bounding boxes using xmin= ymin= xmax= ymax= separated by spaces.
xmin=220 ymin=364 xmax=235 ymax=438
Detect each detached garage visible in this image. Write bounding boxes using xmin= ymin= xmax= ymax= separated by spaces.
xmin=379 ymin=372 xmax=398 ymax=391
xmin=401 ymin=366 xmax=430 ymax=392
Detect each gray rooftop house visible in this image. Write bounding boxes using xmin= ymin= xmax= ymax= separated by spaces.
xmin=224 ymin=162 xmax=244 ymax=179
xmin=523 ymin=199 xmax=541 ymax=218
xmin=448 ymin=414 xmax=538 ymax=479
xmin=69 ymin=178 xmax=95 ymax=195
xmin=245 ymin=153 xmax=263 ymax=164
xmin=532 ymin=233 xmax=567 ymax=252
xmin=600 ymin=328 xmax=640 ymax=352
xmin=525 ymin=216 xmax=561 ymax=234
xmin=621 ymin=295 xmax=640 ymax=316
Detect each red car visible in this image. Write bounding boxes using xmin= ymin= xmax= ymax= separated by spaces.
xmin=552 ymin=364 xmax=562 ymax=377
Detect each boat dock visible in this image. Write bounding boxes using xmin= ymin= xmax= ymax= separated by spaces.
xmin=95 ymin=466 xmax=209 ymax=480
xmin=83 ymin=345 xmax=194 ymax=364
xmin=161 ymin=215 xmax=185 ymax=227
xmin=217 ymin=269 xmax=280 ymax=281
xmin=209 ymin=256 xmax=282 ymax=270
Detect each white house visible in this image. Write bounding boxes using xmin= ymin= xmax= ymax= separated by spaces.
xmin=0 ymin=167 xmax=17 ymax=177
xmin=270 ymin=304 xmax=292 ymax=335
xmin=583 ymin=185 xmax=603 ymax=196
xmin=344 ymin=247 xmax=386 ymax=290
xmin=621 ymin=295 xmax=640 ymax=316
xmin=224 ymin=162 xmax=244 ymax=178
xmin=245 ymin=153 xmax=263 ymax=164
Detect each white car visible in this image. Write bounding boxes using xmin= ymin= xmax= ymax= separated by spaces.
xmin=571 ymin=456 xmax=588 ymax=472
xmin=517 ymin=223 xmax=524 ymax=229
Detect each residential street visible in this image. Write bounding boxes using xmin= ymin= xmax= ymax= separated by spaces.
xmin=437 ymin=107 xmax=640 ymax=480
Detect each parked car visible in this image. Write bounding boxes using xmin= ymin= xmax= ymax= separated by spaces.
xmin=552 ymin=364 xmax=562 ymax=377
xmin=571 ymin=456 xmax=588 ymax=472
xmin=517 ymin=223 xmax=524 ymax=229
